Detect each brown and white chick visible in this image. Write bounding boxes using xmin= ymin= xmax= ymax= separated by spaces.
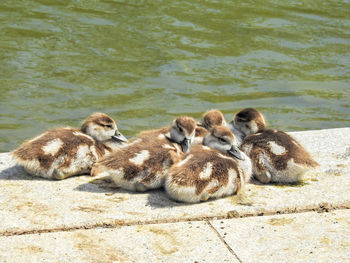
xmin=231 ymin=108 xmax=319 ymax=183
xmin=227 ymin=107 xmax=266 ymax=145
xmin=194 ymin=109 xmax=227 ymax=145
xmin=12 ymin=113 xmax=127 ymax=180
xmin=165 ymin=126 xmax=252 ymax=203
xmin=91 ymin=116 xmax=197 ymax=192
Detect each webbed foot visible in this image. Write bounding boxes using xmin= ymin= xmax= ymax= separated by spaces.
xmin=135 ymin=182 xmax=148 ymax=192
xmin=53 ymin=169 xmax=68 ymax=180
xmin=255 ymin=171 xmax=272 ymax=184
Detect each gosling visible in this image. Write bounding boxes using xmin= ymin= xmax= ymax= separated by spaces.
xmin=194 ymin=109 xmax=227 ymax=144
xmin=12 ymin=113 xmax=127 ymax=180
xmin=91 ymin=116 xmax=197 ymax=192
xmin=230 ymin=108 xmax=319 ymax=183
xmin=165 ymin=126 xmax=252 ymax=203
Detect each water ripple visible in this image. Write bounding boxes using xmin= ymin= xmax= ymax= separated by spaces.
xmin=1 ymin=0 xmax=349 ymax=151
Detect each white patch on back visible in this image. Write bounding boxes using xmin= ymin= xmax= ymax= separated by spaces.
xmin=76 ymin=144 xmax=90 ymax=159
xmin=73 ymin=131 xmax=94 ymax=141
xmin=192 ymin=136 xmax=204 ymax=145
xmin=202 ymin=146 xmax=210 ymax=151
xmin=158 ymin=134 xmax=165 ymax=140
xmin=42 ymin=138 xmax=63 ymax=156
xmin=129 ymin=150 xmax=150 ymax=165
xmin=164 ymin=132 xmax=171 ymax=140
xmin=199 ymin=162 xmax=213 ymax=180
xmin=268 ymin=141 xmax=287 ymax=155
xmin=176 ymin=154 xmax=193 ymax=167
xmin=162 ymin=144 xmax=175 ymax=150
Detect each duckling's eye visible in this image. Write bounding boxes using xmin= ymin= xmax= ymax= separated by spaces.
xmin=219 ymin=138 xmax=226 ymax=144
xmin=178 ymin=126 xmax=183 ymax=133
xmin=102 ymin=124 xmax=113 ymax=129
xmin=245 ymin=124 xmax=249 ymax=128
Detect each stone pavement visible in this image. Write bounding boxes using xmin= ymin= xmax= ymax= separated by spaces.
xmin=0 ymin=127 xmax=349 ymax=262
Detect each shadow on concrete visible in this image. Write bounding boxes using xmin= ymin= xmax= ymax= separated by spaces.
xmin=74 ymin=176 xmax=133 ymax=194
xmin=0 ymin=152 xmax=51 ymax=181
xmin=247 ymin=178 xmax=265 ymax=185
xmin=145 ymin=190 xmax=190 ymax=208
xmin=0 ymin=164 xmax=93 ymax=182
xmin=73 ymin=175 xmax=188 ymax=208
xmin=248 ymin=177 xmax=310 ymax=187
xmin=0 ymin=164 xmax=49 ymax=181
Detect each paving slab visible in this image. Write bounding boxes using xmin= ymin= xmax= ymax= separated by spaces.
xmin=211 ymin=209 xmax=350 ymax=263
xmin=0 ymin=128 xmax=350 ymax=235
xmin=0 ymin=221 xmax=239 ymax=263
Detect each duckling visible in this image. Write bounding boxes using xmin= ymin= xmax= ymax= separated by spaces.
xmin=12 ymin=113 xmax=127 ymax=180
xmin=193 ymin=125 xmax=208 ymax=145
xmin=231 ymin=108 xmax=319 ymax=183
xmin=201 ymin=109 xmax=227 ymax=130
xmin=165 ymin=126 xmax=252 ymax=203
xmin=194 ymin=109 xmax=227 ymax=145
xmin=227 ymin=107 xmax=266 ymax=145
xmin=91 ymin=116 xmax=197 ymax=192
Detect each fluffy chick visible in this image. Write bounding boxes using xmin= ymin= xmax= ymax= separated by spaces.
xmin=91 ymin=116 xmax=197 ymax=192
xmin=194 ymin=109 xmax=227 ymax=145
xmin=12 ymin=113 xmax=127 ymax=180
xmin=165 ymin=126 xmax=252 ymax=203
xmin=231 ymin=108 xmax=319 ymax=183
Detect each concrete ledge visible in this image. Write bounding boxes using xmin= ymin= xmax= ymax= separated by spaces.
xmin=1 ymin=128 xmax=349 ymax=235
xmin=0 ymin=221 xmax=239 ymax=263
xmin=0 ymin=127 xmax=349 ymax=262
xmin=211 ymin=209 xmax=350 ymax=263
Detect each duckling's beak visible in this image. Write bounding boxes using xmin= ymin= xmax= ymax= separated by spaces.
xmin=112 ymin=130 xmax=128 ymax=142
xmin=228 ymin=145 xmax=245 ymax=160
xmin=181 ymin=138 xmax=191 ymax=153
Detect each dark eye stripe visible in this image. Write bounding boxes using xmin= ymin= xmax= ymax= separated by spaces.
xmin=214 ymin=135 xmax=227 ymax=144
xmin=236 ymin=117 xmax=247 ymax=122
xmin=100 ymin=123 xmax=113 ymax=128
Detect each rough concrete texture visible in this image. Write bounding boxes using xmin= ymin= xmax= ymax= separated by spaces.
xmin=0 ymin=221 xmax=239 ymax=263
xmin=212 ymin=209 xmax=350 ymax=263
xmin=1 ymin=128 xmax=349 ymax=235
xmin=0 ymin=127 xmax=349 ymax=262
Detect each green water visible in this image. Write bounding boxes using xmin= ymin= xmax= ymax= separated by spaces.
xmin=1 ymin=0 xmax=349 ymax=152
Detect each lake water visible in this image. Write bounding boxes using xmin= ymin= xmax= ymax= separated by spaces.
xmin=1 ymin=0 xmax=349 ymax=152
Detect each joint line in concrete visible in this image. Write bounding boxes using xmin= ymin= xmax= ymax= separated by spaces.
xmin=1 ymin=206 xmax=349 ymax=237
xmin=206 ymin=220 xmax=243 ymax=263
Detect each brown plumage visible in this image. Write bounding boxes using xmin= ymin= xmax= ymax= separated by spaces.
xmin=91 ymin=116 xmax=197 ymax=192
xmin=235 ymin=108 xmax=266 ymax=132
xmin=194 ymin=109 xmax=227 ymax=145
xmin=231 ymin=108 xmax=319 ymax=183
xmin=202 ymin=109 xmax=226 ymax=130
xmin=193 ymin=126 xmax=208 ymax=145
xmin=242 ymin=129 xmax=319 ymax=171
xmin=12 ymin=113 xmax=126 ymax=179
xmin=165 ymin=126 xmax=252 ymax=203
xmin=81 ymin=113 xmax=116 ymax=134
